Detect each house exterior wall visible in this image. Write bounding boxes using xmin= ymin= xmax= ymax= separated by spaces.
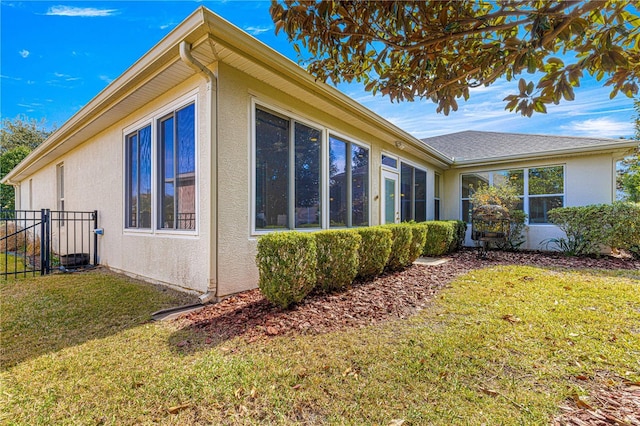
xmin=214 ymin=62 xmax=443 ymax=297
xmin=17 ymin=75 xmax=213 ymax=294
xmin=441 ymin=153 xmax=617 ymax=250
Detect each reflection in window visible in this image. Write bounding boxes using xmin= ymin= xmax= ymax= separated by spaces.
xmin=351 ymin=144 xmax=369 ymax=226
xmin=460 ymin=166 xmax=564 ymax=224
xmin=126 ymin=125 xmax=152 ymax=228
xmin=400 ymin=163 xmax=427 ymax=222
xmin=159 ymin=103 xmax=196 ymax=230
xmin=255 ymin=109 xmax=289 ymax=230
xmin=329 ymin=136 xmax=369 ymax=227
xmin=295 ymin=123 xmax=321 ymax=228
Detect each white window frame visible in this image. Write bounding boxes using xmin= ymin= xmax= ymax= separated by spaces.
xmin=250 ymin=98 xmax=371 ymax=235
xmin=459 ymin=164 xmax=565 ymax=225
xmin=122 ymin=91 xmax=198 ymax=236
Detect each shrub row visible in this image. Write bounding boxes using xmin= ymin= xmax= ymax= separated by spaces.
xmin=547 ymin=202 xmax=640 ymax=257
xmin=256 ymin=220 xmax=467 ymax=308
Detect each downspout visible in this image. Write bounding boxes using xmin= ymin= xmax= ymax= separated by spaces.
xmin=179 ymin=41 xmax=219 ymax=304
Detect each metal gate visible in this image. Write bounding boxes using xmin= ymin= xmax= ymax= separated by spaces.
xmin=1 ymin=209 xmax=98 ymax=279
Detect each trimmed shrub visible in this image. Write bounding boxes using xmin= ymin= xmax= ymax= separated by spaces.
xmin=256 ymin=231 xmax=317 ymax=309
xmin=496 ymin=209 xmax=528 ymax=252
xmin=422 ymin=221 xmax=455 ymax=256
xmin=383 ymin=223 xmax=413 ymax=271
xmin=409 ymin=223 xmax=428 ymax=262
xmin=314 ymin=230 xmax=362 ymax=292
xmin=355 ymin=226 xmax=393 ymax=279
xmin=547 ymin=202 xmax=640 ymax=257
xmin=448 ymin=220 xmax=468 ymax=252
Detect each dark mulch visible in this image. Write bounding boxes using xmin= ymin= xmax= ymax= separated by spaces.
xmin=176 ymin=249 xmax=639 ymax=344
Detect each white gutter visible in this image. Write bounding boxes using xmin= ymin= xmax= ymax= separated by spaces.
xmin=179 ymin=41 xmax=219 ymax=304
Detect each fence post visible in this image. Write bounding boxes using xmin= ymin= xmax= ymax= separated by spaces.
xmin=93 ymin=210 xmax=98 ymax=266
xmin=44 ymin=209 xmax=51 ymax=274
xmin=40 ymin=209 xmax=46 ymax=275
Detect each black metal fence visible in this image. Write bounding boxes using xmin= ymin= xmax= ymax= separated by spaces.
xmin=1 ymin=209 xmax=98 ymax=279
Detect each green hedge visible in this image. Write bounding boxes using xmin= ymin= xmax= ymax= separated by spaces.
xmin=382 ymin=223 xmax=414 ymax=271
xmin=256 ymin=232 xmax=317 ymax=308
xmin=314 ymin=230 xmax=362 ymax=292
xmin=421 ymin=221 xmax=455 ymax=256
xmin=409 ymin=224 xmax=428 ymax=263
xmin=355 ymin=226 xmax=393 ymax=279
xmin=547 ymin=202 xmax=640 ymax=257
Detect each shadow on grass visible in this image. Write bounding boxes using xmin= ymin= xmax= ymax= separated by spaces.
xmin=0 ymin=269 xmax=196 ymax=370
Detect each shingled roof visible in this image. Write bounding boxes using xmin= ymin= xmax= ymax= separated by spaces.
xmin=421 ymin=130 xmax=637 ymax=164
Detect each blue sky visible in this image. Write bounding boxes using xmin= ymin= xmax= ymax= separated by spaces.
xmin=1 ymin=1 xmax=636 ymax=139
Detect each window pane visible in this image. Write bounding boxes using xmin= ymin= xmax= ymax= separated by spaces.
xmin=400 ymin=163 xmax=413 ymax=222
xmin=434 ymin=173 xmax=440 ymax=198
xmin=139 ymin=126 xmax=152 ymax=228
xmin=159 ymin=116 xmax=175 ymax=229
xmin=329 ymin=136 xmax=347 ymax=227
xmin=434 ymin=199 xmax=440 ymax=221
xmin=529 ymin=166 xmax=563 ymax=195
xmin=176 ymin=104 xmax=195 ymax=229
xmin=462 ymin=173 xmax=489 ymax=198
xmin=382 ymin=154 xmax=397 ymax=168
xmin=255 ymin=109 xmax=289 ymax=230
xmin=351 ymin=145 xmax=369 ymax=226
xmin=385 ymin=177 xmax=396 ymax=223
xmin=462 ymin=199 xmax=473 ymax=223
xmin=529 ymin=196 xmax=563 ymax=223
xmin=127 ymin=134 xmax=138 ymax=228
xmin=295 ymin=123 xmax=321 ymax=228
xmin=414 ymin=169 xmax=427 ymax=222
xmin=494 ymin=169 xmax=524 ymax=195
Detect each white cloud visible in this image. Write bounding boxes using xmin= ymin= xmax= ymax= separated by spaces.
xmin=19 ymin=49 xmax=30 ymax=58
xmin=99 ymin=75 xmax=113 ymax=84
xmin=561 ymin=117 xmax=634 ymax=139
xmin=45 ymin=5 xmax=117 ymax=17
xmin=244 ymin=25 xmax=272 ymax=36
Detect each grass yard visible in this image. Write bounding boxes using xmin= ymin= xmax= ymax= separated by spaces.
xmin=1 ymin=265 xmax=638 ymax=425
xmin=0 ymin=253 xmax=27 ymax=275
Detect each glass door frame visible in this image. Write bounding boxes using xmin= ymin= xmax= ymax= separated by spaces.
xmin=381 ymin=169 xmax=400 ymax=224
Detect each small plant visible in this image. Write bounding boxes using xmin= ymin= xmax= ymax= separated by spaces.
xmin=355 ymin=226 xmax=392 ymax=279
xmin=496 ymin=209 xmax=528 ymax=251
xmin=383 ymin=223 xmax=413 ymax=271
xmin=314 ymin=230 xmax=361 ymax=292
xmin=256 ymin=231 xmax=317 ymax=308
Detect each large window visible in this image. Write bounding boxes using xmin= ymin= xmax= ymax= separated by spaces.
xmin=158 ymin=103 xmax=196 ymax=230
xmin=329 ymin=135 xmax=369 ymax=227
xmin=125 ymin=125 xmax=152 ymax=229
xmin=400 ymin=162 xmax=427 ymax=222
xmin=461 ymin=165 xmax=563 ymax=224
xmin=124 ymin=100 xmax=196 ymax=232
xmin=254 ymin=106 xmax=369 ymax=231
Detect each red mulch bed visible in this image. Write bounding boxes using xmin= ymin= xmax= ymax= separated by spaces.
xmin=174 ymin=249 xmax=639 ymax=424
xmin=176 ymin=249 xmax=639 ymax=343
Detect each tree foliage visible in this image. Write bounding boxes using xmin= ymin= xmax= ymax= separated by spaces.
xmin=271 ymin=1 xmax=640 ymax=116
xmin=0 ymin=115 xmax=51 ymax=210
xmin=616 ymin=98 xmax=640 ymax=202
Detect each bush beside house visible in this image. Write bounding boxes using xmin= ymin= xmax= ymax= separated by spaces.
xmin=547 ymin=202 xmax=640 ymax=257
xmin=256 ymin=221 xmax=466 ymax=308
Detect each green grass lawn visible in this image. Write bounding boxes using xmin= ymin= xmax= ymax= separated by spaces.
xmin=0 ymin=253 xmax=27 ymax=275
xmin=1 ymin=266 xmax=638 ymax=425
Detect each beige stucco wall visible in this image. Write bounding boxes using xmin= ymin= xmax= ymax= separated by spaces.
xmin=214 ymin=62 xmax=443 ymax=297
xmin=18 ymin=75 xmax=213 ymax=294
xmin=441 ymin=153 xmax=618 ymax=250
